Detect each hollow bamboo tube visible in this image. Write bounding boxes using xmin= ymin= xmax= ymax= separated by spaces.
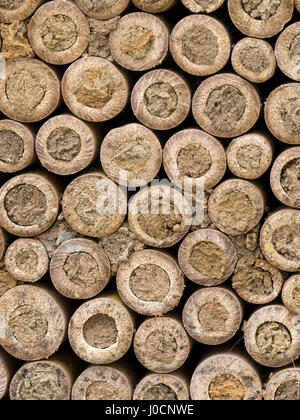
xmin=170 ymin=14 xmax=231 ymax=76
xmin=275 ymin=22 xmax=300 ymax=82
xmin=244 ymin=305 xmax=300 ymax=368
xmin=282 ymin=275 xmax=300 ymax=315
xmin=116 ymin=249 xmax=185 ymax=316
xmin=192 ymin=73 xmax=261 ymax=138
xmin=62 ymin=172 xmax=126 ymax=238
xmin=264 ymin=368 xmax=300 ymax=400
xmin=265 ymin=83 xmax=300 ymax=145
xmin=227 ymin=132 xmax=273 ymax=180
xmin=61 ymin=57 xmax=129 ymax=122
xmin=231 ymin=37 xmax=276 ymax=83
xmin=75 ymin=0 xmax=130 ymax=20
xmin=108 ymin=12 xmax=169 ymax=72
xmin=0 ymin=0 xmax=43 ymax=23
xmin=4 ymin=238 xmax=49 ymax=283
xmin=190 ymin=353 xmax=262 ymax=400
xmin=68 ymin=294 xmax=135 ymax=365
xmin=0 ymin=120 xmax=36 ymax=173
xmin=0 ymin=58 xmax=60 ymax=123
xmin=50 ymin=238 xmax=111 ymax=299
xmin=181 ymin=0 xmax=225 ymax=14
xmin=28 ymin=0 xmax=90 ymax=65
xmin=228 ymin=0 xmax=293 ymax=38
xmin=100 ymin=123 xmax=162 ymax=187
xmin=133 ymin=0 xmax=176 ymax=13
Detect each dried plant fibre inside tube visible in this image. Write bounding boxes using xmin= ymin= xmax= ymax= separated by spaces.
xmin=275 ymin=23 xmax=300 ymax=82
xmin=181 ymin=0 xmax=225 ymax=14
xmin=133 ymin=373 xmax=190 ymax=400
xmin=0 ymin=0 xmax=43 ymax=23
xmin=282 ymin=274 xmax=300 ymax=315
xmin=75 ymin=0 xmax=130 ymax=20
xmin=264 ymin=368 xmax=300 ymax=400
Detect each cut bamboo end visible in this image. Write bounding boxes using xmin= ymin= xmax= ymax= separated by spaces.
xmin=4 ymin=238 xmax=49 ymax=283
xmin=228 ymin=0 xmax=293 ymax=38
xmin=183 ymin=287 xmax=243 ymax=345
xmin=9 ymin=360 xmax=73 ymax=400
xmin=0 ymin=284 xmax=68 ymax=361
xmin=131 ymin=69 xmax=191 ymax=131
xmin=270 ymin=147 xmax=300 ymax=208
xmin=28 ymin=0 xmax=90 ymax=65
xmin=260 ymin=209 xmax=300 ymax=272
xmin=36 ymin=114 xmax=98 ymax=176
xmin=50 ymin=238 xmax=111 ymax=300
xmin=0 ymin=172 xmax=60 ymax=237
xmin=75 ymin=0 xmax=129 ymax=20
xmin=265 ymin=84 xmax=300 ymax=145
xmin=190 ymin=354 xmax=262 ymax=400
xmin=133 ymin=372 xmax=190 ymax=400
xmin=192 ymin=73 xmax=261 ymax=138
xmin=282 ymin=275 xmax=300 ymax=315
xmin=0 ymin=227 xmax=7 ymax=261
xmin=100 ymin=123 xmax=162 ymax=187
xmin=128 ymin=185 xmax=192 ymax=248
xmin=0 ymin=349 xmax=15 ymax=400
xmin=231 ymin=37 xmax=276 ymax=83
xmin=227 ymin=132 xmax=273 ymax=180
xmin=0 ymin=120 xmax=36 ymax=173
xmin=68 ymin=295 xmax=134 ymax=364
xmin=170 ymin=14 xmax=231 ymax=76
xmin=244 ymin=305 xmax=300 ymax=368
xmin=108 ymin=12 xmax=169 ymax=71
xmin=134 ymin=316 xmax=191 ymax=373
xmin=178 ymin=229 xmax=237 ymax=287
xmin=72 ymin=364 xmax=133 ymax=400
xmin=275 ymin=22 xmax=300 ymax=82
xmin=264 ymin=368 xmax=300 ymax=400
xmin=61 ymin=57 xmax=129 ymax=122
xmin=133 ymin=0 xmax=176 ymax=13
xmin=0 ymin=0 xmax=42 ymax=23
xmin=163 ymin=128 xmax=226 ymax=190
xmin=0 ymin=59 xmax=60 ymax=123
xmin=62 ymin=172 xmax=126 ymax=238
xmin=181 ymin=0 xmax=225 ymax=14
xmin=117 ymin=249 xmax=185 ymax=316
xmin=0 ymin=264 xmax=17 ymax=298
xmin=208 ymin=179 xmax=265 ymax=236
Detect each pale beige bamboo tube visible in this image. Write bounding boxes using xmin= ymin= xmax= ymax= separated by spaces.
xmin=260 ymin=209 xmax=300 ymax=272
xmin=296 ymin=0 xmax=300 ymax=12
xmin=116 ymin=249 xmax=185 ymax=316
xmin=0 ymin=59 xmax=60 ymax=123
xmin=133 ymin=0 xmax=176 ymax=13
xmin=265 ymin=84 xmax=300 ymax=145
xmin=134 ymin=315 xmax=191 ymax=373
xmin=270 ymin=147 xmax=300 ymax=209
xmin=282 ymin=275 xmax=300 ymax=315
xmin=0 ymin=0 xmax=42 ymax=23
xmin=244 ymin=305 xmax=300 ymax=368
xmin=28 ymin=0 xmax=90 ymax=65
xmin=131 ymin=69 xmax=191 ymax=131
xmin=178 ymin=229 xmax=237 ymax=287
xmin=36 ymin=114 xmax=99 ymax=176
xmin=170 ymin=14 xmax=231 ymax=77
xmin=208 ymin=179 xmax=265 ymax=236
xmin=228 ymin=0 xmax=293 ymax=38
xmin=50 ymin=238 xmax=111 ymax=300
xmin=181 ymin=0 xmax=225 ymax=14
xmin=108 ymin=12 xmax=169 ymax=72
xmin=128 ymin=185 xmax=192 ymax=248
xmin=61 ymin=57 xmax=129 ymax=122
xmin=192 ymin=73 xmax=261 ymax=138
xmin=0 ymin=284 xmax=68 ymax=361
xmin=0 ymin=120 xmax=36 ymax=173
xmin=163 ymin=129 xmax=226 ymax=191
xmin=100 ymin=123 xmax=162 ymax=187
xmin=190 ymin=354 xmax=262 ymax=400
xmin=4 ymin=238 xmax=49 ymax=283
xmin=75 ymin=0 xmax=129 ymax=20
xmin=133 ymin=372 xmax=190 ymax=400
xmin=0 ymin=348 xmax=16 ymax=400
xmin=264 ymin=368 xmax=300 ymax=400
xmin=183 ymin=287 xmax=243 ymax=346
xmin=275 ymin=23 xmax=300 ymax=82
xmin=0 ymin=172 xmax=60 ymax=237
xmin=231 ymin=37 xmax=276 ymax=83
xmin=0 ymin=227 xmax=7 ymax=261
xmin=68 ymin=294 xmax=135 ymax=364
xmin=227 ymin=132 xmax=273 ymax=180
xmin=62 ymin=172 xmax=126 ymax=238
xmin=72 ymin=362 xmax=135 ymax=400
xmin=0 ymin=264 xmax=17 ymax=297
